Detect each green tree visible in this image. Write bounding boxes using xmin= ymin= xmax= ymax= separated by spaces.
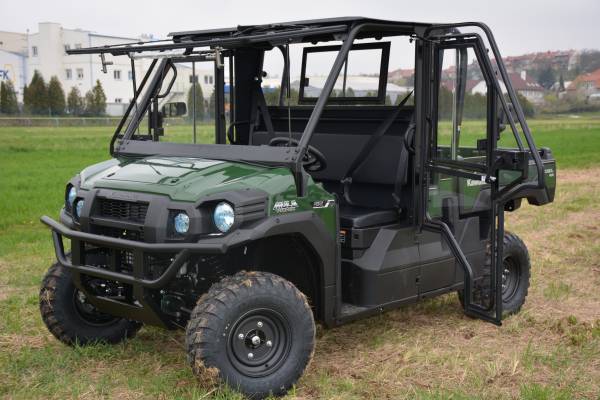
xmin=578 ymin=50 xmax=600 ymax=74
xmin=91 ymin=80 xmax=107 ymax=116
xmin=67 ymin=86 xmax=84 ymax=116
xmin=516 ymin=93 xmax=535 ymax=118
xmin=83 ymin=90 xmax=96 ymax=116
xmin=24 ymin=70 xmax=48 ymax=115
xmin=395 ymin=91 xmax=414 ymax=106
xmin=208 ymin=90 xmax=216 ymax=120
xmin=47 ymin=76 xmax=66 ymax=115
xmin=0 ymin=81 xmax=20 ymax=114
xmin=537 ymin=67 xmax=555 ymax=90
xmin=186 ymin=82 xmax=205 ymax=121
xmin=558 ymin=74 xmax=565 ymax=92
xmin=263 ymin=87 xmax=281 ymax=105
xmin=22 ymin=84 xmax=28 ymax=109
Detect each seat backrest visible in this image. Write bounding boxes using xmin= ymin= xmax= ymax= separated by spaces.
xmin=251 ymin=106 xmax=414 ymax=209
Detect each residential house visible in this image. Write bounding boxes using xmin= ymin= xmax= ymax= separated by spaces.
xmin=567 ymin=68 xmax=600 ymax=99
xmin=471 ymin=71 xmax=544 ymax=104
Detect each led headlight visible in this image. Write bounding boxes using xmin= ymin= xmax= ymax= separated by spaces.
xmin=67 ymin=186 xmax=77 ymax=209
xmin=174 ymin=212 xmax=190 ymax=234
xmin=75 ymin=199 xmax=84 ymax=218
xmin=213 ymin=202 xmax=234 ymax=233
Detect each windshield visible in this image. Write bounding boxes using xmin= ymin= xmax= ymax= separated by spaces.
xmin=117 ymin=58 xmax=219 ymax=145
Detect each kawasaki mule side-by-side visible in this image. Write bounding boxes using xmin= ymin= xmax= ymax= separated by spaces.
xmin=38 ymin=17 xmax=555 ymax=398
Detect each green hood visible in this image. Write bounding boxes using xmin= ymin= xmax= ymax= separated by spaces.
xmin=80 ymin=156 xmax=295 ymax=202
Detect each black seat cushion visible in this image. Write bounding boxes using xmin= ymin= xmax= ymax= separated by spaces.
xmin=339 ymin=206 xmax=399 ymax=228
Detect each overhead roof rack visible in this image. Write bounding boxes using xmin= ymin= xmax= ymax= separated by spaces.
xmin=66 ymin=17 xmax=432 ymax=56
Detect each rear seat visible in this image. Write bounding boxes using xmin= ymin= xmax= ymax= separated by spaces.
xmin=251 ymin=106 xmax=414 ymax=226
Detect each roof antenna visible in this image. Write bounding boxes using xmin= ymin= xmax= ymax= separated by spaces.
xmin=286 ymin=43 xmax=292 ymax=145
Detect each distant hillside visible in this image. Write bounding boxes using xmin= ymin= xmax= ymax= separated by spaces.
xmin=389 ymin=49 xmax=600 ymax=90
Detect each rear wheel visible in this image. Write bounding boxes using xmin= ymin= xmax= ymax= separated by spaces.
xmin=40 ymin=261 xmax=142 ymax=346
xmin=458 ymin=232 xmax=530 ymax=317
xmin=186 ymin=271 xmax=315 ymax=399
xmin=499 ymin=232 xmax=530 ymax=315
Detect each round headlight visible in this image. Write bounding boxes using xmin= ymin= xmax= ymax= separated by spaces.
xmin=67 ymin=186 xmax=77 ymax=208
xmin=213 ymin=202 xmax=234 ymax=233
xmin=174 ymin=212 xmax=190 ymax=234
xmin=75 ymin=199 xmax=84 ymax=218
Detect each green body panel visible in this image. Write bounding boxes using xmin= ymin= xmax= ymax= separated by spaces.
xmin=427 ymin=147 xmax=557 ymax=218
xmin=79 ymin=156 xmax=338 ymax=238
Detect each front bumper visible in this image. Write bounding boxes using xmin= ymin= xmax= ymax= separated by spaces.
xmin=42 ymin=215 xmax=226 ymax=289
xmin=41 ymin=215 xmax=233 ymax=328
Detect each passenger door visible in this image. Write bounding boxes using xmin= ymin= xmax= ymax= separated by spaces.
xmin=422 ymin=36 xmax=507 ymax=324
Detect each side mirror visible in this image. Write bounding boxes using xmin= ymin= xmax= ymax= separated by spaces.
xmin=161 ymin=102 xmax=187 ymax=117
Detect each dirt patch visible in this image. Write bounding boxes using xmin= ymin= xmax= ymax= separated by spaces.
xmin=193 ymin=359 xmax=220 ymax=388
xmin=556 ymin=167 xmax=600 ymax=184
xmin=0 ymin=333 xmax=51 ymax=352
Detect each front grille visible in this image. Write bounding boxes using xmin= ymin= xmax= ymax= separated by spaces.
xmin=98 ymin=198 xmax=148 ymax=223
xmin=93 ymin=225 xmax=145 ymax=242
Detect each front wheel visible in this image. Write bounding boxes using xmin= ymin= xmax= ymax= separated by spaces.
xmin=39 ymin=262 xmax=142 ymax=346
xmin=186 ymin=271 xmax=315 ymax=399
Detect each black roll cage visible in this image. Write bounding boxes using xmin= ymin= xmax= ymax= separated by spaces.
xmin=68 ymin=18 xmax=546 ymax=202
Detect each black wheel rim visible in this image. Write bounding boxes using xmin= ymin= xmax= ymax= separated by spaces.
xmin=501 ymin=256 xmax=521 ymax=301
xmin=72 ymin=289 xmax=119 ymax=326
xmin=227 ymin=308 xmax=292 ymax=378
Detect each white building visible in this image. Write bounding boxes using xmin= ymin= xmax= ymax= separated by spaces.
xmin=169 ymin=63 xmax=215 ymax=110
xmin=297 ymin=75 xmax=412 ymax=103
xmin=0 ymin=30 xmax=28 ymax=102
xmin=26 ymin=22 xmax=146 ymax=115
xmin=0 ymin=49 xmax=27 ymax=102
xmin=1 ymin=22 xmax=219 ymax=116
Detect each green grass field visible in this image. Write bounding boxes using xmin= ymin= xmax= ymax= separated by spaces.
xmin=1 ymin=118 xmax=599 ymax=399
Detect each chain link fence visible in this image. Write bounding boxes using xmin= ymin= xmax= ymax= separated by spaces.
xmin=0 ymin=117 xmax=189 ymax=127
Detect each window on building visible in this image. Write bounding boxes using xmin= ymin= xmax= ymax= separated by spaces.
xmin=64 ymin=44 xmax=71 ymax=52
xmin=66 ymin=69 xmax=72 ymax=80
xmin=75 ymin=43 xmax=82 ymax=49
xmin=115 ymin=98 xmax=122 ymax=103
xmin=189 ymin=75 xmax=198 ymax=83
xmin=77 ymin=68 xmax=84 ymax=80
xmin=114 ymin=70 xmax=121 ymax=80
xmin=204 ymin=75 xmax=209 ymax=84
xmin=32 ymin=46 xmax=38 ymax=56
xmin=128 ymin=70 xmax=133 ymax=80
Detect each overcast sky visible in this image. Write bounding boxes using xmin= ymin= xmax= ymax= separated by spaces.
xmin=3 ymin=0 xmax=599 ymax=73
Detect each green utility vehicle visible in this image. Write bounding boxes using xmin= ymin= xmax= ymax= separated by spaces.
xmin=40 ymin=18 xmax=556 ymax=398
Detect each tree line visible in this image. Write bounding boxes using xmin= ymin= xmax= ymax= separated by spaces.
xmin=0 ymin=71 xmax=107 ymax=116
xmin=186 ymin=82 xmax=217 ymax=121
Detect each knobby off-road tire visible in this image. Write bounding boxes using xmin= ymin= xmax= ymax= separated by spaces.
xmin=458 ymin=232 xmax=531 ymax=317
xmin=39 ymin=261 xmax=142 ymax=346
xmin=186 ymin=271 xmax=315 ymax=399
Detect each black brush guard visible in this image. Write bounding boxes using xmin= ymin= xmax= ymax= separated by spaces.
xmin=41 ymin=215 xmax=228 ymax=328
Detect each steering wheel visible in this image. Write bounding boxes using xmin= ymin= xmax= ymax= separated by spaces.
xmin=268 ymin=137 xmax=327 ymax=172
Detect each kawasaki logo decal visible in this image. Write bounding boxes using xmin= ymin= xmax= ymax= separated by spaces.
xmin=273 ymin=200 xmax=298 ymax=213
